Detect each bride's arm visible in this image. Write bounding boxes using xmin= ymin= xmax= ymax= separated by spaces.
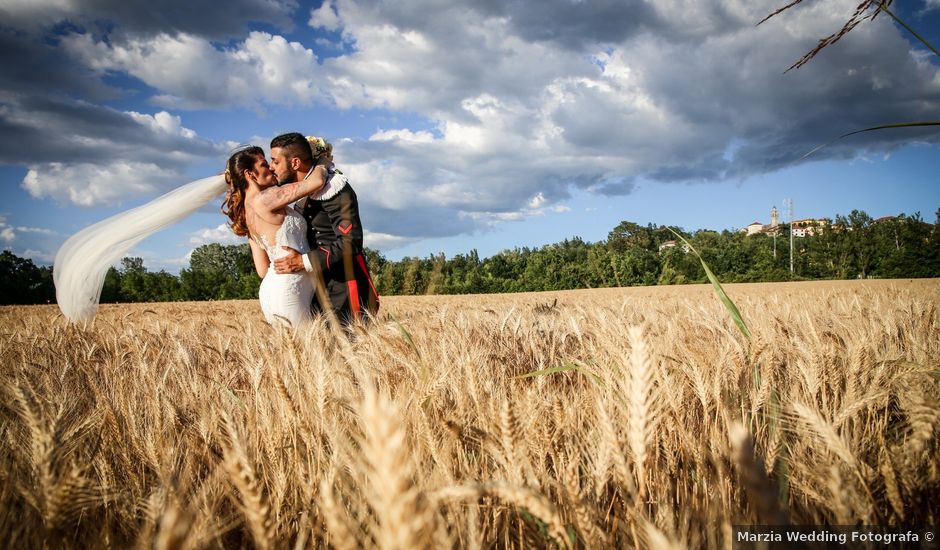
xmin=257 ymin=157 xmax=331 ymax=213
xmin=248 ymin=238 xmax=270 ymax=278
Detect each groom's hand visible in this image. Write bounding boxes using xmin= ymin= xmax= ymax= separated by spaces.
xmin=274 ymin=246 xmax=305 ymax=274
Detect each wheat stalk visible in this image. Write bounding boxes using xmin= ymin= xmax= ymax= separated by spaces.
xmin=627 ymin=326 xmax=658 ymax=502
xmin=728 ymin=423 xmax=788 ymax=525
xmin=219 ymin=411 xmax=274 ymax=550
xmin=358 ymin=385 xmax=432 ymax=550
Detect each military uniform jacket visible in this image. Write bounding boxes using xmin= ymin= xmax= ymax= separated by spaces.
xmin=301 ymin=178 xmax=380 ymax=322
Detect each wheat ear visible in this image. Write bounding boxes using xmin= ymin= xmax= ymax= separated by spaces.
xmin=500 ymin=399 xmax=524 ymax=483
xmin=219 ymin=411 xmax=273 ymax=550
xmin=318 ymin=474 xmax=358 ymax=550
xmin=628 ymin=326 xmax=657 ymax=502
xmin=359 ymin=386 xmax=432 ymax=550
xmin=728 ymin=423 xmax=788 ymax=525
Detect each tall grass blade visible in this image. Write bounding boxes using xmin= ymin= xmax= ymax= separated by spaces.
xmin=877 ymin=2 xmax=940 ymax=58
xmin=667 ymin=228 xmax=752 ymax=341
xmin=801 ymin=121 xmax=940 ymax=160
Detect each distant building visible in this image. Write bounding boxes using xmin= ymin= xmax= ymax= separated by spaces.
xmin=746 ymin=207 xmax=832 ymax=238
xmin=742 ymin=210 xmax=923 ymax=239
xmin=746 ymin=206 xmax=780 ymax=236
xmin=792 ymin=226 xmax=811 ymax=238
xmin=790 ymin=218 xmax=830 ymax=237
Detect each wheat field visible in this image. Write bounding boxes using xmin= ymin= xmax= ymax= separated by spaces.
xmin=1 ymin=279 xmax=938 ymax=549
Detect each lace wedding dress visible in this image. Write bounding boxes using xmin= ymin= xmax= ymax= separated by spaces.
xmin=256 ymin=208 xmax=315 ymax=327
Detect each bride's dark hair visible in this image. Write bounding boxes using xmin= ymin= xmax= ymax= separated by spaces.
xmin=222 ymin=146 xmax=265 ymax=237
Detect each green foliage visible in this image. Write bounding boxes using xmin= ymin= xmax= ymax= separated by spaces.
xmin=178 ymin=243 xmax=259 ymax=301
xmin=367 ymin=208 xmax=937 ymax=297
xmin=4 ymin=207 xmax=938 ymax=305
xmin=0 ymin=251 xmax=54 ymax=305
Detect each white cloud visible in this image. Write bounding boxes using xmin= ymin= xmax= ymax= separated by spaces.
xmin=311 ymin=0 xmax=938 ymax=241
xmin=56 ymin=0 xmax=939 ymax=230
xmin=21 ymin=162 xmax=177 ymax=206
xmin=309 ymin=1 xmax=342 ymax=31
xmin=63 ymin=31 xmax=324 ymax=109
xmin=369 ymin=129 xmax=436 ymax=143
xmin=188 ymin=224 xmax=244 ymax=246
xmin=0 ymin=0 xmax=298 ymax=37
xmin=140 ymin=250 xmax=194 ymax=272
xmin=7 ymin=0 xmax=939 ymax=248
xmin=0 ymin=93 xmax=225 ymax=207
xmin=528 ymin=193 xmax=547 ymax=209
xmin=363 ymin=230 xmax=418 ymax=250
xmin=127 ymin=111 xmax=197 ymax=139
xmin=0 ymin=215 xmax=62 ymax=263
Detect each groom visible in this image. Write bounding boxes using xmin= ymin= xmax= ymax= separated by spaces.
xmin=269 ymin=132 xmax=380 ymax=325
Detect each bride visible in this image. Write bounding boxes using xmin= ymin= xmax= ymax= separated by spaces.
xmin=53 ymin=141 xmax=336 ymax=326
xmin=221 ymin=145 xmax=331 ymax=326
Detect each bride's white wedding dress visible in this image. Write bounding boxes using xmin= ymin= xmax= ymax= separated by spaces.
xmin=256 ymin=208 xmax=315 ymax=327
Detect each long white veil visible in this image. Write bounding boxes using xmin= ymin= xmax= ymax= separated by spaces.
xmin=54 ymin=174 xmax=227 ymax=324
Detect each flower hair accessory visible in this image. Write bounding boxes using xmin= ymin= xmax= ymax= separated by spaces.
xmin=306 ymin=135 xmax=332 ymax=158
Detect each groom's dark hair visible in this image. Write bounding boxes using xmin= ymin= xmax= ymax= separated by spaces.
xmin=270 ymin=132 xmax=314 ymax=166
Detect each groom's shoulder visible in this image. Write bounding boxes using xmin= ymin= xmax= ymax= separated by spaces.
xmin=328 ymin=179 xmax=358 ymax=201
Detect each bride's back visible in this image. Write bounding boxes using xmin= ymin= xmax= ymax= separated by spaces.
xmin=247 ymin=201 xmax=310 ymax=261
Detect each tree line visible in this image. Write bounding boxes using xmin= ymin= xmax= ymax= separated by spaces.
xmin=3 ymin=209 xmax=938 ymax=305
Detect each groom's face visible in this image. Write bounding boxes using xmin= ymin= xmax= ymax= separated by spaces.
xmin=270 ymin=147 xmax=296 ymax=184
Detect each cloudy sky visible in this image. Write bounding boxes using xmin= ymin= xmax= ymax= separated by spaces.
xmin=1 ymin=0 xmax=938 ymax=271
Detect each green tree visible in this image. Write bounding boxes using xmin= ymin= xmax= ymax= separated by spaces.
xmin=181 ymin=243 xmax=259 ymax=300
xmin=179 ymin=268 xmax=230 ymax=301
xmin=607 ymin=221 xmax=656 ymax=253
xmin=426 ymin=253 xmax=446 ymax=295
xmin=613 ymin=248 xmax=660 ymax=286
xmin=398 ymin=257 xmax=425 ymax=295
xmin=190 ymin=243 xmax=251 ymax=279
xmin=101 ymin=267 xmax=123 ymax=302
xmin=846 ymin=210 xmax=876 ymax=278
xmin=0 ymin=251 xmax=55 ymax=304
xmin=144 ymin=271 xmax=184 ymax=301
xmin=374 ymin=261 xmax=400 ymax=296
xmin=875 ymin=213 xmax=938 ymax=278
xmin=119 ymin=257 xmax=150 ymax=302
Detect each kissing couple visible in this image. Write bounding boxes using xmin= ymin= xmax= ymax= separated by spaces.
xmin=53 ymin=133 xmax=379 ymax=328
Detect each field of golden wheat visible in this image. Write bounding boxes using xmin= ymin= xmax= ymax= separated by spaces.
xmin=1 ymin=279 xmax=938 ymax=549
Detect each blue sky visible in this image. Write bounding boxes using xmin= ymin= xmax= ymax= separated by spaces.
xmin=1 ymin=0 xmax=938 ymax=273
